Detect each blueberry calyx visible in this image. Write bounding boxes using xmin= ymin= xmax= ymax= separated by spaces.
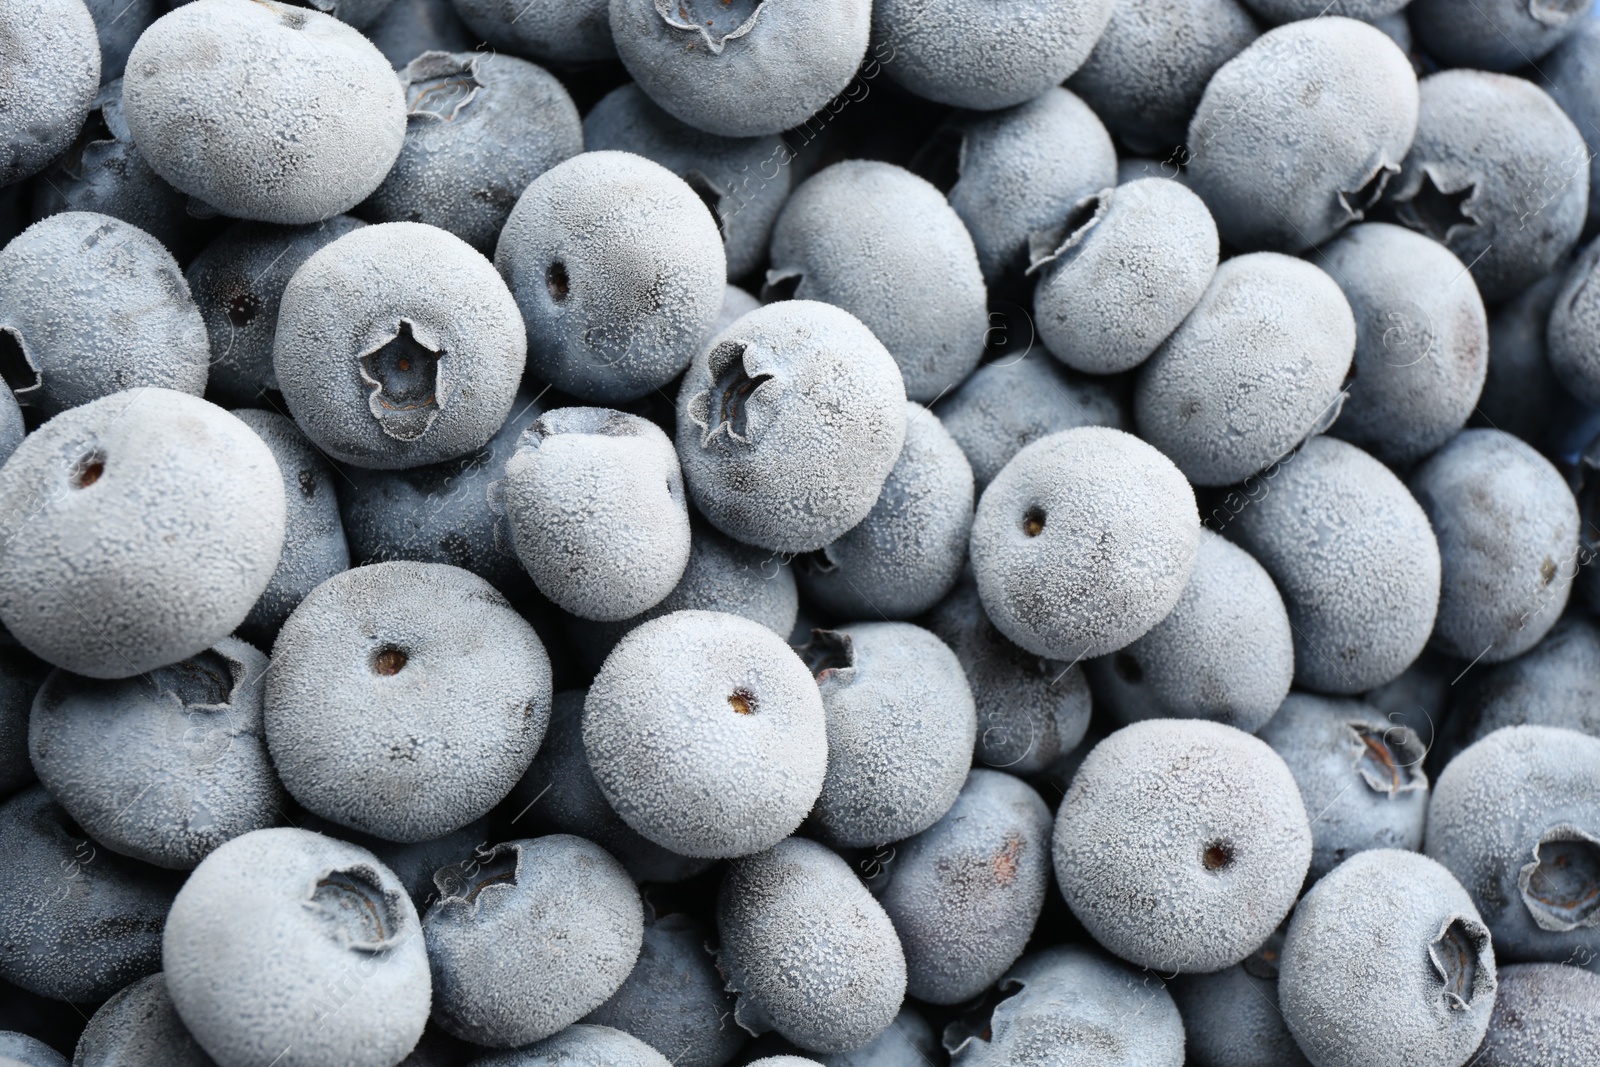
xmin=1530 ymin=0 xmax=1588 ymax=27
xmin=1336 ymin=161 xmax=1398 ymax=223
xmin=0 ymin=326 xmax=43 ymax=400
xmin=1025 ymin=189 xmax=1113 ymax=275
xmin=1428 ymin=915 xmax=1490 ymax=1011
xmin=689 ymin=341 xmax=773 ymax=446
xmin=1349 ymin=723 xmax=1428 ymax=797
xmin=1519 ymin=825 xmax=1600 ymax=932
xmin=655 ymin=0 xmax=767 ymax=55
xmin=359 ymin=319 xmax=445 ymax=442
xmin=307 ymin=864 xmax=408 ymax=951
xmin=403 ymin=52 xmax=483 ymax=124
xmin=759 ymin=269 xmax=802 ymax=303
xmin=796 ymin=628 xmax=855 ymax=683
xmin=433 ymin=843 xmax=521 ymax=915
xmin=1395 ymin=167 xmax=1481 ymax=245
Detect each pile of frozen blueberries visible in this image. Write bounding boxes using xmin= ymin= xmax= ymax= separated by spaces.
xmin=2 ymin=0 xmax=1600 ymax=1064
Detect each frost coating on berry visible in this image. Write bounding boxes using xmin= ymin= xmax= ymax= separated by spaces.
xmin=767 ymin=161 xmax=985 ymax=402
xmin=1411 ymin=0 xmax=1591 ymax=71
xmin=717 ymin=838 xmax=906 ymax=1053
xmin=0 ymin=0 xmax=99 ymax=186
xmin=941 ymin=89 xmax=1117 ymax=287
xmin=29 ymin=637 xmax=283 ymax=870
xmin=796 ymin=403 xmax=972 ymax=620
xmin=1134 ymin=252 xmax=1355 ymax=487
xmin=1259 ymin=693 xmax=1429 ymax=881
xmin=1443 ymin=618 xmax=1600 ymax=765
xmin=803 ymin=622 xmax=977 ymax=847
xmin=0 ymin=389 xmax=286 ymax=679
xmin=451 ymin=0 xmax=613 ymax=63
xmin=1054 ymin=719 xmax=1312 ymax=972
xmin=1280 ymin=849 xmax=1497 ymax=1067
xmin=365 ymin=52 xmax=581 ymax=254
xmin=1548 ymin=236 xmax=1600 ymax=406
xmin=275 ymin=221 xmax=525 ymax=469
xmin=1474 ymin=963 xmax=1600 ymax=1066
xmin=926 ymin=580 xmax=1093 ymax=775
xmin=1391 ymin=71 xmax=1587 ymax=304
xmin=1426 ymin=726 xmax=1600 ymax=964
xmin=162 ymin=828 xmax=430 ymax=1067
xmin=122 ymin=0 xmax=405 ymax=225
xmin=610 ymin=0 xmax=869 ymax=138
xmin=871 ymin=0 xmax=1111 ymax=111
xmin=0 ymin=787 xmax=179 ymax=1002
xmin=584 ymin=84 xmax=792 ymax=282
xmin=676 ymin=301 xmax=907 ymax=554
xmin=971 ymin=426 xmax=1200 ymax=661
xmin=1409 ymin=429 xmax=1578 ymax=663
xmin=933 ymin=355 xmax=1127 ymax=492
xmin=74 ymin=972 xmax=216 ymax=1067
xmin=497 ymin=151 xmax=725 ymax=403
xmin=1168 ymin=930 xmax=1311 ymax=1067
xmin=1186 ymin=17 xmax=1418 ymax=253
xmin=425 ymin=836 xmax=642 ymax=1048
xmin=946 ymin=946 xmax=1184 ymax=1066
xmin=585 ymin=611 xmax=827 ymax=858
xmin=1226 ymin=435 xmax=1441 ymax=694
xmin=0 ymin=1032 xmax=67 ymax=1067
xmin=1068 ymin=0 xmax=1258 ymax=155
xmin=813 ymin=1008 xmax=935 ymax=1067
xmin=265 ymin=562 xmax=552 ymax=842
xmin=1086 ymin=528 xmax=1293 ymax=734
xmin=878 ymin=770 xmax=1050 ymax=1005
xmin=368 ymin=0 xmax=473 ymax=69
xmin=469 ymin=1024 xmax=673 ymax=1067
xmin=0 ymin=212 xmax=208 ymax=417
xmin=1031 ymin=179 xmax=1217 ymax=376
xmin=504 ymin=407 xmax=691 ymax=623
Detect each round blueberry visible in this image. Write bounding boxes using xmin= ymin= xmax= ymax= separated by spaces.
xmin=452 ymin=0 xmax=616 ymax=64
xmin=1411 ymin=0 xmax=1592 ymax=71
xmin=73 ymin=973 xmax=216 ymax=1067
xmin=0 ymin=0 xmax=99 ymax=186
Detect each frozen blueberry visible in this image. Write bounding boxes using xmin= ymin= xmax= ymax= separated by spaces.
xmin=1548 ymin=238 xmax=1600 ymax=407
xmin=275 ymin=221 xmax=526 ymax=469
xmin=453 ymin=0 xmax=615 ymax=64
xmin=795 ymin=403 xmax=972 ymax=620
xmin=584 ymin=610 xmax=827 ymax=858
xmin=1226 ymin=435 xmax=1441 ymax=694
xmin=28 ymin=638 xmax=282 ymax=869
xmin=938 ymin=88 xmax=1117 ymax=287
xmin=425 ymin=836 xmax=641 ymax=1048
xmin=122 ymin=0 xmax=405 ymax=225
xmin=1067 ymin=0 xmax=1258 ymax=155
xmin=564 ymin=518 xmax=798 ymax=677
xmin=266 ymin=561 xmax=552 ymax=842
xmin=1186 ymin=18 xmax=1418 ymax=253
xmin=1280 ymin=849 xmax=1497 ymax=1067
xmin=871 ymin=0 xmax=1111 ymax=111
xmin=1258 ymin=693 xmax=1429 ymax=882
xmin=1389 ymin=70 xmax=1588 ymax=304
xmin=496 ymin=151 xmax=725 ymax=403
xmin=609 ymin=0 xmax=869 ymax=138
xmin=1474 ymin=963 xmax=1600 ymax=1067
xmin=1134 ymin=252 xmax=1355 ymax=487
xmin=0 ymin=1034 xmax=66 ymax=1067
xmin=1425 ymin=725 xmax=1600 ymax=965
xmin=945 ymin=946 xmax=1184 ymax=1066
xmin=1031 ymin=178 xmax=1217 ymax=377
xmin=468 ymin=1024 xmax=673 ymax=1067
xmin=0 ymin=389 xmax=286 ymax=679
xmin=877 ymin=770 xmax=1049 ymax=1005
xmin=1086 ymin=528 xmax=1293 ymax=734
xmin=0 ymin=212 xmax=208 ymax=417
xmin=0 ymin=649 xmax=47 ymax=797
xmin=584 ymin=911 xmax=744 ymax=1067
xmin=508 ymin=691 xmax=712 ymax=884
xmin=1054 ymin=719 xmax=1312 ymax=972
xmin=0 ymin=0 xmax=99 ymax=186
xmin=31 ymin=80 xmax=195 ymax=260
xmin=73 ymin=973 xmax=216 ymax=1067
xmin=717 ymin=837 xmax=905 ymax=1053
xmin=766 ymin=161 xmax=986 ymax=402
xmin=230 ymin=409 xmax=350 ymax=644
xmin=1543 ymin=19 xmax=1600 ymax=231
xmin=185 ymin=216 xmax=366 ymax=408
xmin=970 ymin=426 xmax=1200 ymax=661
xmin=1168 ymin=928 xmax=1311 ymax=1067
xmin=1409 ymin=429 xmax=1578 ymax=663
xmin=1319 ymin=223 xmax=1489 ymax=465
xmin=675 ymin=301 xmax=906 ymax=554
xmin=0 ymin=786 xmax=180 ymax=1002
xmin=339 ymin=390 xmax=544 ymax=591
xmin=85 ymin=0 xmax=159 ymax=84
xmin=583 ymin=84 xmax=792 ymax=283
xmin=502 ymin=407 xmax=690 ymax=622
xmin=800 ymin=623 xmax=976 ymax=847
xmin=163 ymin=828 xmax=431 ymax=1067
xmin=1411 ymin=0 xmax=1592 ymax=71
xmin=926 ymin=580 xmax=1093 ymax=775
xmin=1444 ymin=618 xmax=1600 ymax=766
xmin=364 ymin=52 xmax=581 ymax=254
xmin=933 ymin=354 xmax=1128 ymax=492
xmin=367 ymin=0 xmax=473 ymax=69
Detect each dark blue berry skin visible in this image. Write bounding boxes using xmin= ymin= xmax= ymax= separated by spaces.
xmin=1169 ymin=928 xmax=1311 ymax=1067
xmin=367 ymin=0 xmax=474 ymax=70
xmin=584 ymin=911 xmax=745 ymax=1067
xmin=452 ymin=0 xmax=616 ymax=65
xmin=0 ymin=648 xmax=48 ymax=797
xmin=0 ymin=787 xmax=181 ymax=1003
xmin=85 ymin=0 xmax=160 ymax=84
xmin=1411 ymin=0 xmax=1592 ymax=71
